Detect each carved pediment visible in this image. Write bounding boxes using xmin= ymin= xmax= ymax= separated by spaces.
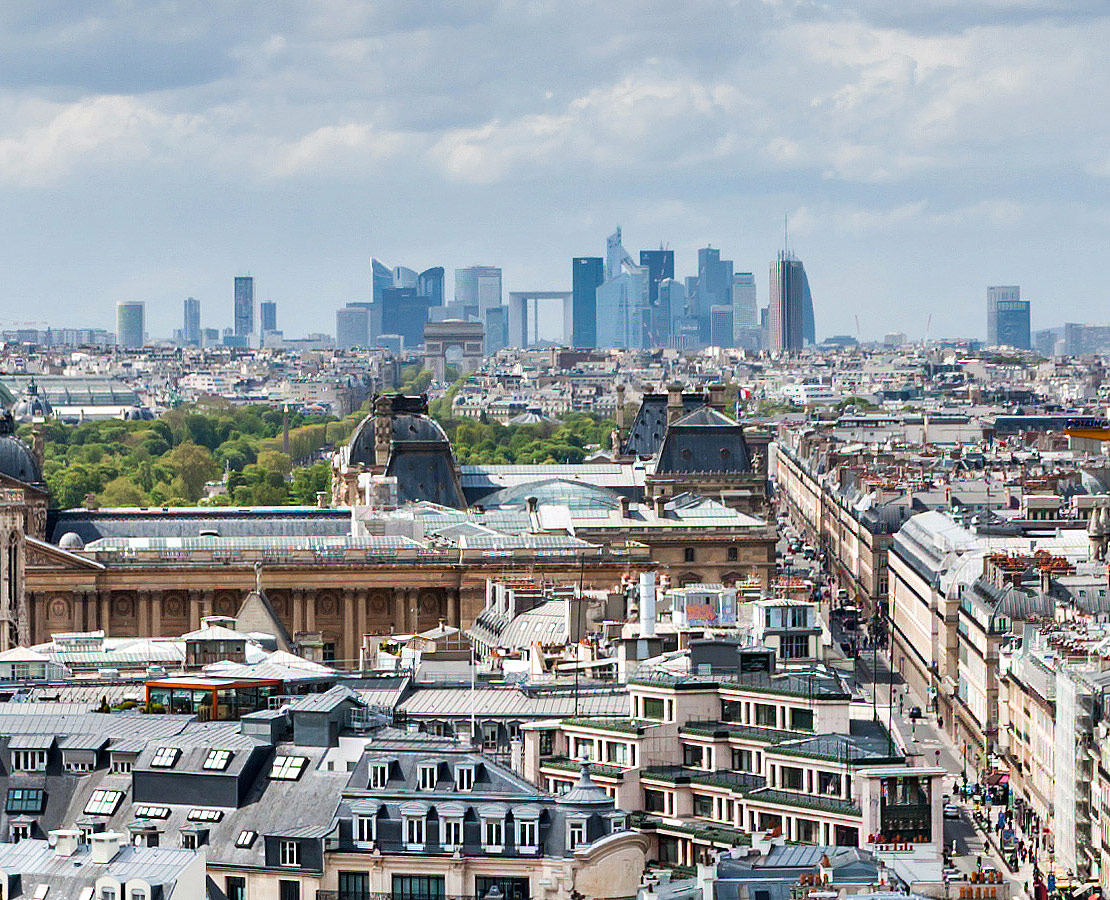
xmin=24 ymin=537 xmax=104 ymax=571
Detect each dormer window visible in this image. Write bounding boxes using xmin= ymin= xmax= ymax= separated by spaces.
xmin=150 ymin=747 xmax=181 ymax=768
xmin=370 ymin=762 xmax=389 ymax=789
xmin=11 ymin=749 xmax=47 ymax=772
xmin=455 ymin=765 xmax=475 ymax=792
xmin=517 ymin=818 xmax=538 ymax=851
xmin=355 ymin=815 xmax=376 ymax=845
xmin=442 ymin=816 xmax=463 ymax=850
xmin=418 ymin=763 xmax=437 ymax=791
xmin=11 ymin=822 xmax=32 ymax=842
xmin=405 ymin=816 xmax=425 ymax=847
xmin=567 ymin=817 xmax=588 ymax=850
xmin=482 ymin=818 xmax=503 ymax=852
xmin=279 ymin=839 xmax=300 ymax=867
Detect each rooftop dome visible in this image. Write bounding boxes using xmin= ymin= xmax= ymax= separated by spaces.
xmin=0 ymin=410 xmax=42 ymax=484
xmin=11 ymin=377 xmax=53 ymax=422
xmin=58 ymin=532 xmax=85 ymax=551
xmin=556 ymin=764 xmax=612 ymax=807
xmin=123 ymin=403 xmax=155 ymax=421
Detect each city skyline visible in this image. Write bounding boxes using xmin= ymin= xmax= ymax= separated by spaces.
xmin=1 ymin=4 xmax=1109 ymax=341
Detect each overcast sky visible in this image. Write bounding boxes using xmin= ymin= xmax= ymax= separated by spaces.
xmin=2 ymin=0 xmax=1109 ymax=342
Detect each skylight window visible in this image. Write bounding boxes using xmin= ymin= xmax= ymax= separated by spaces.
xmin=269 ymin=755 xmax=307 ymax=781
xmin=6 ymin=788 xmax=45 ymax=814
xmin=134 ymin=805 xmax=170 ymax=819
xmin=235 ymin=830 xmax=257 ymax=848
xmin=84 ymin=790 xmax=125 ymax=816
xmin=150 ymin=747 xmax=181 ymax=768
xmin=203 ymin=749 xmax=234 ymax=771
xmin=187 ymin=808 xmax=223 ymax=822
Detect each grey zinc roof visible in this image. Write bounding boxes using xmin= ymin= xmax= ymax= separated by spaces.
xmin=397 ymin=684 xmax=628 ymax=719
xmin=47 ymin=505 xmax=353 ymax=544
xmin=0 ymin=839 xmax=197 ymax=889
xmin=287 ymin=684 xmax=364 ymax=713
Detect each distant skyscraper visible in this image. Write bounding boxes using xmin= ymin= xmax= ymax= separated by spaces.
xmin=260 ymin=300 xmax=277 ymax=334
xmin=233 ymin=276 xmax=254 ymax=338
xmin=183 ymin=297 xmax=201 ymax=346
xmin=371 ymin=259 xmax=392 ymax=304
xmin=769 ymin=252 xmax=810 ymax=352
xmin=986 ymin=285 xmax=1028 ymax=348
xmin=382 ymin=287 xmax=435 ymax=349
xmin=393 ymin=266 xmax=419 ymax=289
xmin=336 ymin=306 xmax=370 ymax=349
xmin=596 ymin=229 xmax=649 ymax=350
xmin=418 ymin=267 xmax=445 ymax=308
xmin=732 ymin=273 xmax=760 ymax=349
xmin=455 ymin=266 xmax=502 ymax=313
xmin=696 ymin=247 xmax=733 ymax=344
xmin=572 ymin=257 xmax=604 ymax=348
xmin=116 ymin=301 xmax=145 ymax=348
xmin=640 ymin=248 xmax=674 ymax=345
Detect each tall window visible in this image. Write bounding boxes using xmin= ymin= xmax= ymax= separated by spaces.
xmin=225 ymin=878 xmax=246 ymax=900
xmin=369 ymin=763 xmax=388 ymax=789
xmin=683 ymin=547 xmax=695 ymax=562
xmin=418 ymin=764 xmax=437 ymax=791
xmin=455 ymin=766 xmax=474 ymax=792
xmin=278 ymin=882 xmax=300 ymax=900
xmin=568 ymin=819 xmax=587 ymax=849
xmin=392 ymin=875 xmax=445 ymax=900
xmin=338 ymin=872 xmax=369 ymax=900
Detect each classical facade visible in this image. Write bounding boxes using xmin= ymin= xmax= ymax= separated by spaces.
xmin=23 ymin=528 xmax=645 ymax=667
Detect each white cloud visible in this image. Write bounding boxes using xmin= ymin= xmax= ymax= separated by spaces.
xmin=0 ymin=95 xmax=201 ymax=187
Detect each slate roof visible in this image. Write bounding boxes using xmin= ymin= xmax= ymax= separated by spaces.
xmin=622 ymin=392 xmax=710 ymax=457
xmin=47 ymin=506 xmax=352 ymax=544
xmin=655 ymin=407 xmax=753 ymax=475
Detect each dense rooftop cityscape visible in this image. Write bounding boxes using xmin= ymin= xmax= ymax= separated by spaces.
xmin=5 ymin=4 xmax=1110 ymax=900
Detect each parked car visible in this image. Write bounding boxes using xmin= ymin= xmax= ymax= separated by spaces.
xmin=944 ymin=803 xmax=961 ymax=819
xmin=908 ymin=706 xmax=923 ymax=719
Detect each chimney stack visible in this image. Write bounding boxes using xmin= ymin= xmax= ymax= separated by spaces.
xmin=619 ymin=496 xmax=631 ymax=518
xmin=639 ymin=571 xmax=657 ymax=638
xmin=51 ymin=829 xmax=80 ymax=858
xmin=89 ymin=832 xmax=124 ymax=864
xmin=615 ymin=383 xmax=626 ymax=430
xmin=667 ymin=384 xmax=684 ymax=424
xmin=654 ymin=495 xmax=667 ymax=518
xmin=707 ymin=383 xmax=726 ymax=414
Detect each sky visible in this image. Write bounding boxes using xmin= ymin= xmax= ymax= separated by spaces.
xmin=3 ymin=1 xmax=1110 ymax=343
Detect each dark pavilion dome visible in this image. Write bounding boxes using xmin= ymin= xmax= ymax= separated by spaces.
xmin=10 ymin=377 xmax=53 ymax=422
xmin=0 ymin=409 xmax=42 ymax=484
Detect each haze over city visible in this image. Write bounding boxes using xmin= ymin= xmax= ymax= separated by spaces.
xmin=4 ymin=2 xmax=1110 ymax=340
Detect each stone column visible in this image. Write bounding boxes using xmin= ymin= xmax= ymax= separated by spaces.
xmin=200 ymin=590 xmax=214 ymax=622
xmin=99 ymin=594 xmax=111 ymax=636
xmin=150 ymin=592 xmax=161 ymax=638
xmin=405 ymin=589 xmax=417 ymax=634
xmin=391 ymin=588 xmax=404 ymax=634
xmin=355 ymin=589 xmax=368 ymax=665
xmin=292 ymin=589 xmax=306 ymax=635
xmin=447 ymin=588 xmax=460 ymax=630
xmin=304 ymin=592 xmax=316 ymax=633
xmin=342 ymin=590 xmax=356 ymax=670
xmin=187 ymin=590 xmax=202 ymax=631
xmin=137 ymin=590 xmax=151 ymax=637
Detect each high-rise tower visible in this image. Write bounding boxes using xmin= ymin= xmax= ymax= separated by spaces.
xmin=987 ymin=285 xmax=1029 ymax=348
xmin=183 ymin=297 xmax=201 ymax=346
xmin=769 ymin=252 xmax=811 ymax=352
xmin=233 ymin=276 xmax=254 ymax=338
xmin=572 ymin=257 xmax=604 ymax=348
xmin=116 ymin=301 xmax=145 ymax=348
